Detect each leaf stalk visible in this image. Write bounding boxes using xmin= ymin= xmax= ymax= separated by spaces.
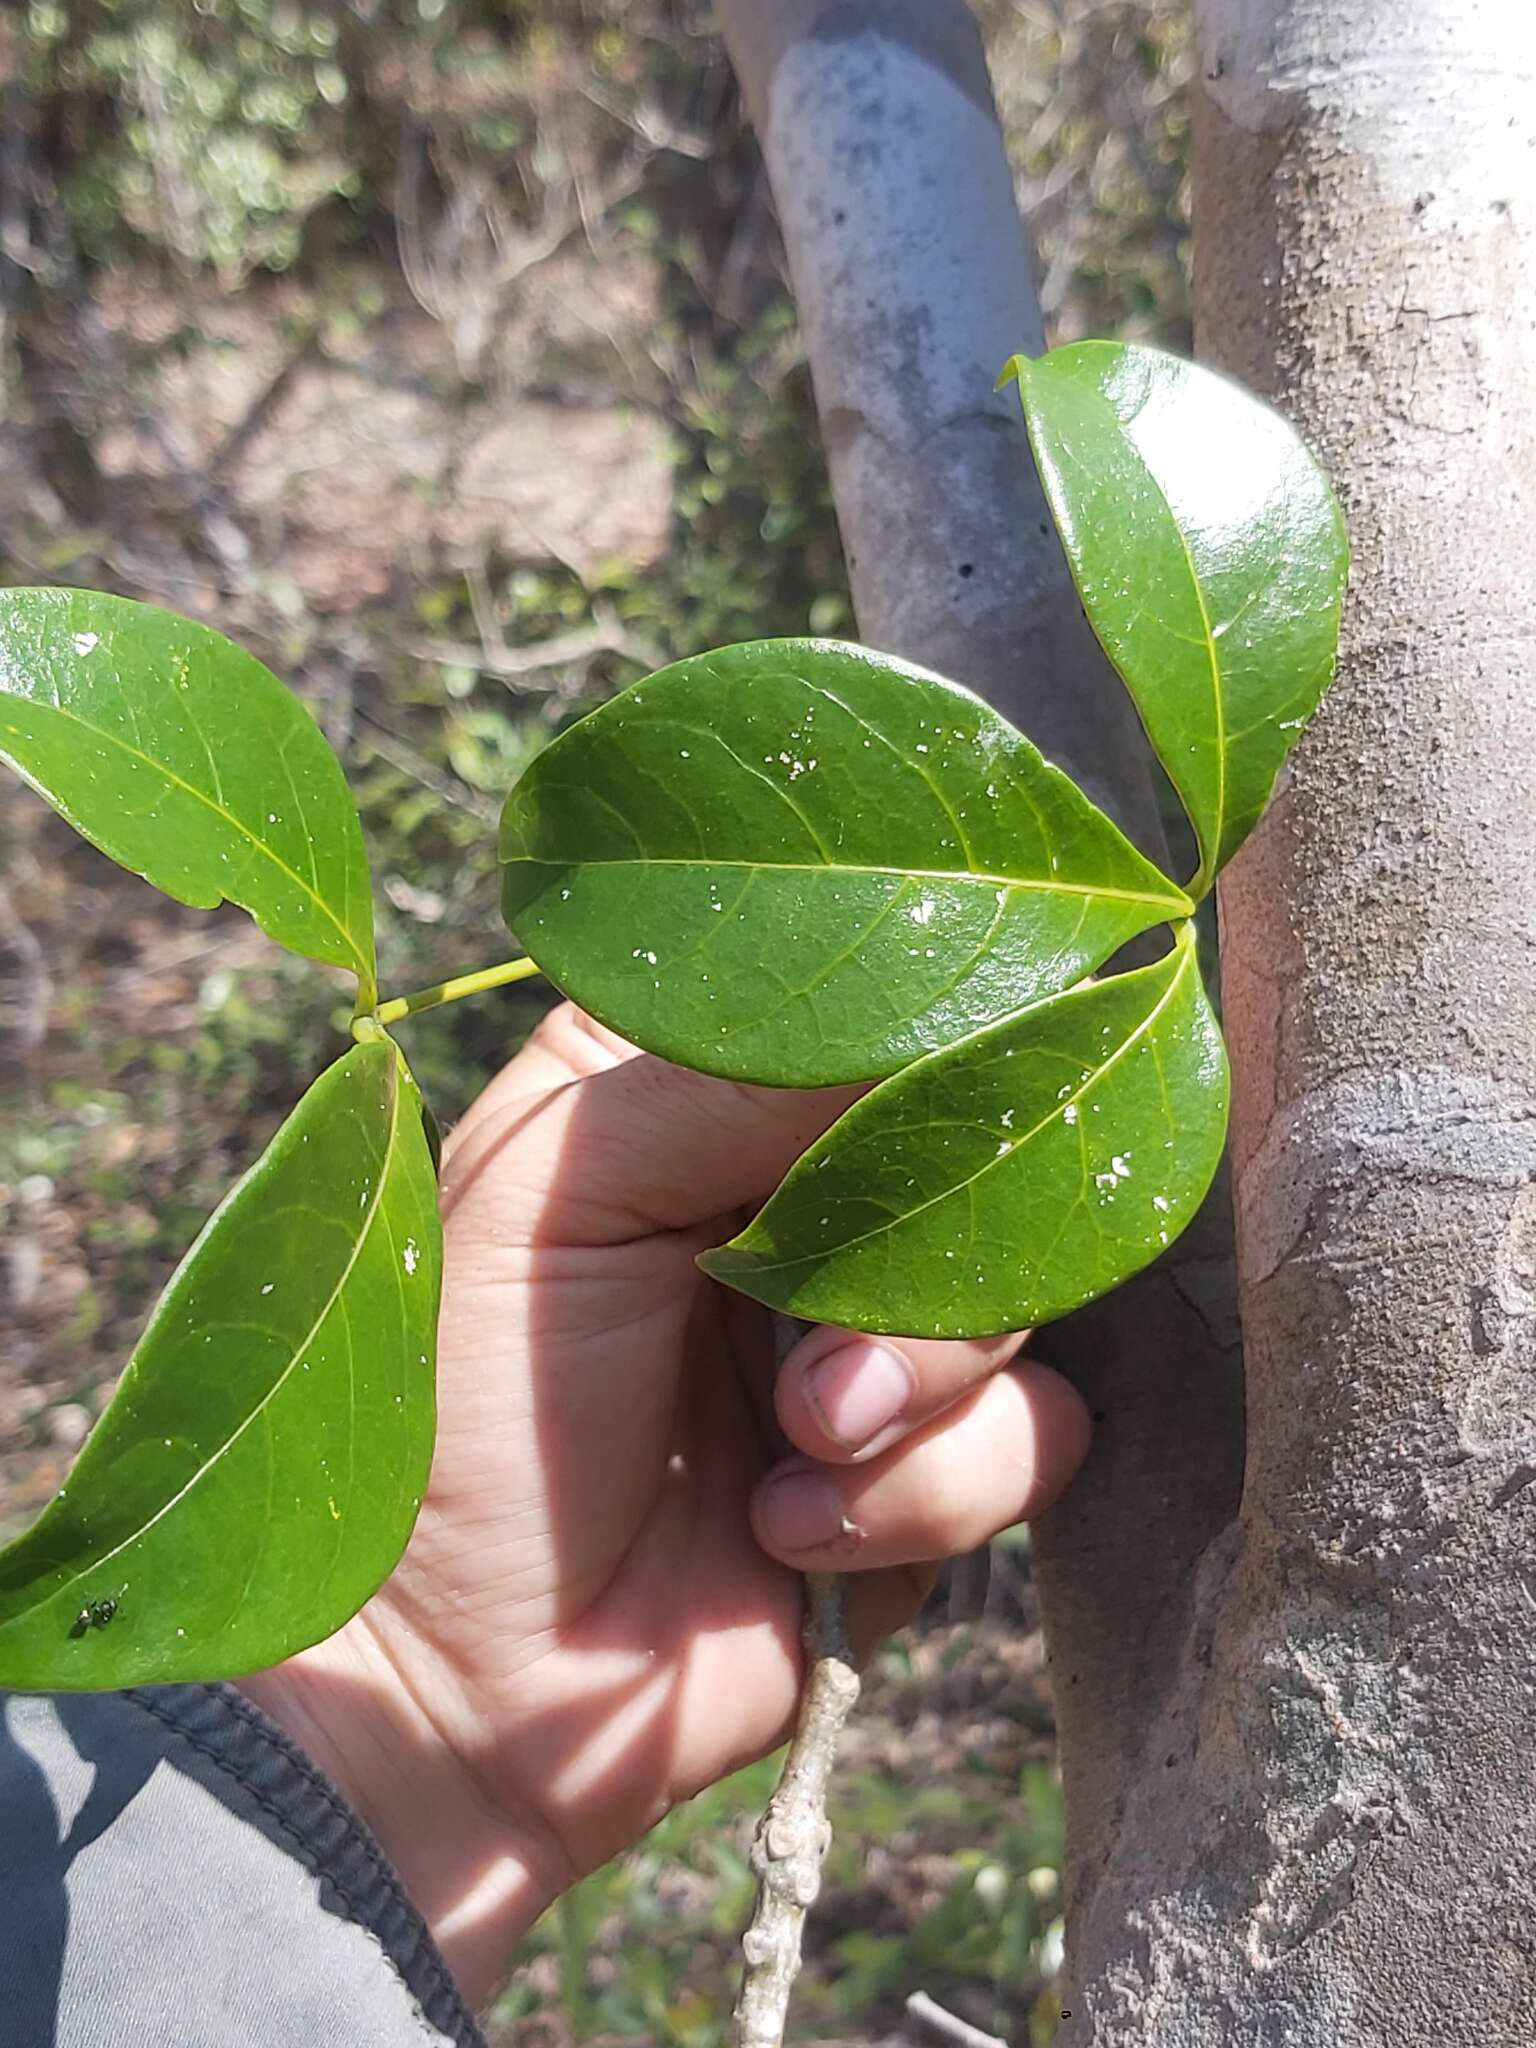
xmin=367 ymin=955 xmax=544 ymax=1030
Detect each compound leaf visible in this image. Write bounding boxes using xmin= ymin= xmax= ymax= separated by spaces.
xmin=0 ymin=587 xmax=376 ymax=999
xmin=1005 ymin=343 xmax=1348 ymax=894
xmin=500 ymin=639 xmax=1190 ymax=1086
xmin=700 ymin=931 xmax=1226 ymax=1338
xmin=0 ymin=1039 xmax=440 ymax=1690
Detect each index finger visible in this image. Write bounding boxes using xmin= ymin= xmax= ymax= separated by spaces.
xmin=774 ymin=1323 xmax=1032 ymax=1463
xmin=442 ymin=1003 xmax=863 ymax=1248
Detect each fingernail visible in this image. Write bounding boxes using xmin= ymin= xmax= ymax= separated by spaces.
xmin=758 ymin=1467 xmax=852 ymax=1553
xmin=802 ymin=1341 xmax=914 ymax=1452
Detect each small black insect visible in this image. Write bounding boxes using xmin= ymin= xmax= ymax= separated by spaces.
xmin=70 ymin=1593 xmax=122 ymax=1637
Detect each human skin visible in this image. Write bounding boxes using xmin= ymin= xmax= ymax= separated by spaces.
xmin=244 ymin=1003 xmax=1090 ymax=2007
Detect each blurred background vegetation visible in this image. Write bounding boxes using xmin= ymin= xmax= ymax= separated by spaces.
xmin=0 ymin=3 xmax=1191 ymax=2040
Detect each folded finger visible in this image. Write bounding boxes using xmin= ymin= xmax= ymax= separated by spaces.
xmin=775 ymin=1324 xmax=1030 ymax=1463
xmin=443 ymin=1002 xmax=862 ymax=1247
xmin=751 ymin=1363 xmax=1089 ymax=1572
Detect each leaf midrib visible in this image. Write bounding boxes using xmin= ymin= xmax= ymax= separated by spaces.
xmin=509 ymin=852 xmax=1190 ymax=916
xmin=0 ymin=1053 xmax=403 ymax=1636
xmin=1051 ymin=347 xmax=1229 ymax=883
xmin=732 ymin=940 xmax=1193 ymax=1275
xmin=1114 ymin=401 xmax=1227 ymax=883
xmin=0 ymin=691 xmax=372 ymax=982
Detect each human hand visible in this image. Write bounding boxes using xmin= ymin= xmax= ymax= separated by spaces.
xmin=243 ymin=1004 xmax=1089 ymax=2005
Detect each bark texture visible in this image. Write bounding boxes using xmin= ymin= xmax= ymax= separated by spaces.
xmin=717 ymin=0 xmax=1244 ymax=1995
xmin=1057 ymin=2 xmax=1536 ymax=2039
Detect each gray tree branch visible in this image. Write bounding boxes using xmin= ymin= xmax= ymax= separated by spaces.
xmin=734 ymin=1573 xmax=860 ymax=2048
xmin=718 ymin=0 xmax=1243 ymax=2026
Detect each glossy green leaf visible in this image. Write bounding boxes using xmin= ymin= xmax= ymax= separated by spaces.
xmin=700 ymin=930 xmax=1226 ymax=1338
xmin=499 ymin=639 xmax=1190 ymax=1086
xmin=0 ymin=1038 xmax=440 ymax=1690
xmin=0 ymin=587 xmax=377 ymax=999
xmin=1004 ymin=342 xmax=1348 ymax=894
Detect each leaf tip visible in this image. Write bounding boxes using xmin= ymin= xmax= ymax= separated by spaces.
xmin=994 ymin=353 xmax=1031 ymax=394
xmin=696 ymin=1242 xmax=784 ymax=1308
xmin=695 ymin=1242 xmax=750 ymax=1285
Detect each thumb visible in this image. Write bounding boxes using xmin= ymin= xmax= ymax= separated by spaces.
xmin=440 ymin=1002 xmax=863 ymax=1248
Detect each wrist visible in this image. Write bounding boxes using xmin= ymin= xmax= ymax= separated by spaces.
xmin=240 ymin=1616 xmax=569 ymax=2008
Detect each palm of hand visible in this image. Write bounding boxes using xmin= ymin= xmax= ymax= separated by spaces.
xmin=247 ymin=1005 xmax=1083 ymax=2007
xmin=359 ymin=1010 xmax=919 ymax=1886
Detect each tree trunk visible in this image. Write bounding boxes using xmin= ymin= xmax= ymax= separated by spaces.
xmin=716 ymin=0 xmax=1244 ymax=2006
xmin=1053 ymin=3 xmax=1536 ymax=2039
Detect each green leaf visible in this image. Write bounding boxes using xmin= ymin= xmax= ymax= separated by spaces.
xmin=700 ymin=929 xmax=1227 ymax=1338
xmin=1004 ymin=343 xmax=1348 ymax=894
xmin=0 ymin=1039 xmax=440 ymax=1690
xmin=499 ymin=639 xmax=1190 ymax=1086
xmin=0 ymin=587 xmax=377 ymax=999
